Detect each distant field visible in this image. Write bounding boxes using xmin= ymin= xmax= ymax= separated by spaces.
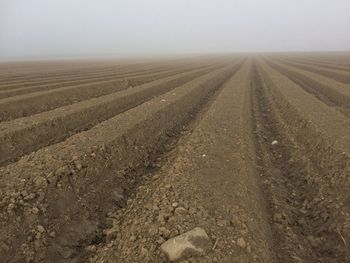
xmin=1 ymin=54 xmax=350 ymax=262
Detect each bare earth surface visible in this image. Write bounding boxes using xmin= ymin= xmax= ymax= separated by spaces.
xmin=0 ymin=53 xmax=350 ymax=263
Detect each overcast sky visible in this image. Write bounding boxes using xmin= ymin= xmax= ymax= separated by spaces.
xmin=0 ymin=0 xmax=349 ymax=60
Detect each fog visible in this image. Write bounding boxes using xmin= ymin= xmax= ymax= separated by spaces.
xmin=0 ymin=0 xmax=350 ymax=60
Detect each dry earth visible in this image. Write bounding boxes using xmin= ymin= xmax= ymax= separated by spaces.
xmin=0 ymin=54 xmax=350 ymax=263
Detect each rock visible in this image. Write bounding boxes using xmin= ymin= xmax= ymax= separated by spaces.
xmin=32 ymin=207 xmax=39 ymax=214
xmin=23 ymin=193 xmax=35 ymax=201
xmin=273 ymin=212 xmax=284 ymax=223
xmin=174 ymin=207 xmax=187 ymax=216
xmin=7 ymin=203 xmax=15 ymax=211
xmin=85 ymin=245 xmax=97 ymax=253
xmin=140 ymin=247 xmax=149 ymax=257
xmin=37 ymin=225 xmax=45 ymax=233
xmin=172 ymin=202 xmax=179 ymax=208
xmin=157 ymin=214 xmax=166 ymax=224
xmin=230 ymin=215 xmax=240 ymax=226
xmin=160 ymin=227 xmax=212 ymax=262
xmin=237 ymin=237 xmax=246 ymax=248
xmin=271 ymin=140 xmax=278 ymax=145
xmin=216 ymin=219 xmax=227 ymax=227
xmin=76 ymin=163 xmax=83 ymax=171
xmin=159 ymin=227 xmax=171 ymax=238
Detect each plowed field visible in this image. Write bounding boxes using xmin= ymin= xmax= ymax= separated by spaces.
xmin=1 ymin=54 xmax=350 ymax=263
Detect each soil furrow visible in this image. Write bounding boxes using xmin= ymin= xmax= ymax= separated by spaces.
xmin=0 ymin=62 xmax=227 ymax=122
xmin=0 ymin=58 xmax=227 ymax=85
xmin=85 ymin=60 xmax=276 ymax=263
xmin=265 ymin=59 xmax=350 ymax=117
xmin=279 ymin=57 xmax=350 ymax=72
xmin=251 ymin=61 xmax=350 ymax=262
xmin=0 ymin=66 xmax=167 ymax=90
xmin=0 ymin=61 xmax=222 ymax=99
xmin=0 ymin=61 xmax=170 ymax=86
xmin=0 ymin=60 xmax=218 ymax=92
xmin=0 ymin=62 xmax=241 ymax=166
xmin=0 ymin=67 xmax=179 ymax=97
xmin=0 ymin=63 xmax=237 ymax=263
xmin=274 ymin=58 xmax=350 ymax=84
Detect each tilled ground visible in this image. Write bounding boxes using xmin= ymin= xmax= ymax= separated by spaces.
xmin=0 ymin=54 xmax=350 ymax=263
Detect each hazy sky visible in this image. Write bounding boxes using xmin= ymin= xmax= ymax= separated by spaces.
xmin=0 ymin=0 xmax=350 ymax=60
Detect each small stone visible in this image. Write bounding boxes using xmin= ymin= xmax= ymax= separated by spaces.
xmin=216 ymin=219 xmax=227 ymax=227
xmin=230 ymin=215 xmax=240 ymax=226
xmin=271 ymin=140 xmax=278 ymax=145
xmin=85 ymin=245 xmax=97 ymax=253
xmin=273 ymin=212 xmax=284 ymax=223
xmin=23 ymin=193 xmax=35 ymax=201
xmin=7 ymin=203 xmax=15 ymax=210
xmin=32 ymin=207 xmax=39 ymax=214
xmin=172 ymin=202 xmax=179 ymax=208
xmin=159 ymin=227 xmax=171 ymax=238
xmin=37 ymin=225 xmax=45 ymax=233
xmin=49 ymin=231 xmax=56 ymax=238
xmin=237 ymin=237 xmax=246 ymax=248
xmin=174 ymin=207 xmax=187 ymax=216
xmin=107 ymin=242 xmax=114 ymax=248
xmin=160 ymin=227 xmax=212 ymax=262
xmin=130 ymin=235 xmax=136 ymax=242
xmin=76 ymin=163 xmax=83 ymax=171
xmin=247 ymin=244 xmax=252 ymax=253
xmin=157 ymin=214 xmax=165 ymax=223
xmin=165 ymin=184 xmax=172 ymax=190
xmin=140 ymin=247 xmax=149 ymax=257
xmin=35 ymin=232 xmax=42 ymax=239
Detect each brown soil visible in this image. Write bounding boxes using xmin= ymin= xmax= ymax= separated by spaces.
xmin=274 ymin=57 xmax=350 ymax=72
xmin=0 ymin=55 xmax=350 ymax=263
xmin=272 ymin=57 xmax=350 ymax=84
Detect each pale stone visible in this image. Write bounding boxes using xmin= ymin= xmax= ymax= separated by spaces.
xmin=160 ymin=227 xmax=211 ymax=261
